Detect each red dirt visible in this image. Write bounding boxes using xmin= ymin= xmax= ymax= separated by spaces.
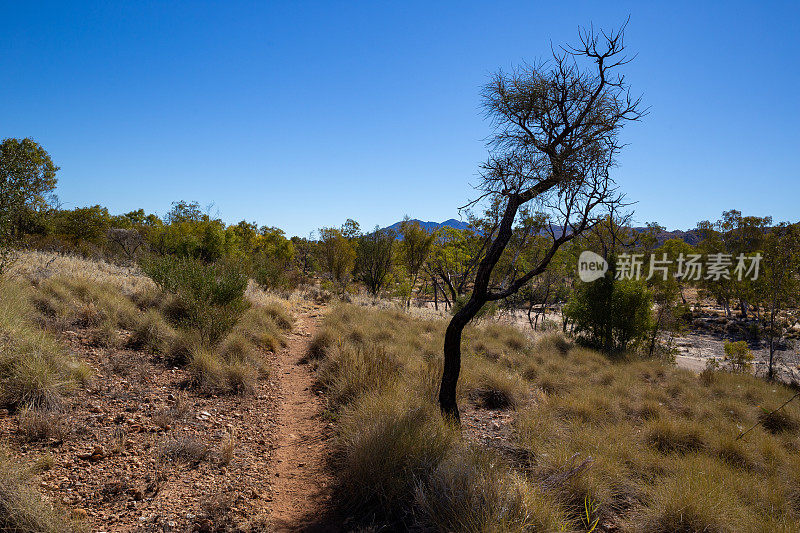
xmin=268 ymin=302 xmax=335 ymax=532
xmin=0 ymin=302 xmax=335 ymax=532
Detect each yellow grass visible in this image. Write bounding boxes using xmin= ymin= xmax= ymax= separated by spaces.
xmin=311 ymin=303 xmax=800 ymax=532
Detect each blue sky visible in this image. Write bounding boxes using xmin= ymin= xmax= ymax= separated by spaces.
xmin=3 ymin=1 xmax=798 ymax=237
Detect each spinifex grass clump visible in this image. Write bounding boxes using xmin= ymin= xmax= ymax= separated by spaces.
xmin=0 ymin=279 xmax=90 ymax=410
xmin=0 ymin=450 xmax=78 ymax=533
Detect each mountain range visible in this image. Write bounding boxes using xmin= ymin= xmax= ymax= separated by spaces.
xmin=382 ymin=219 xmax=705 ymax=245
xmin=382 ymin=218 xmax=472 ymax=234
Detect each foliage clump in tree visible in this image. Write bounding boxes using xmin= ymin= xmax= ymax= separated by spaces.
xmin=758 ymin=222 xmax=800 ymax=378
xmin=398 ymin=218 xmax=434 ymax=307
xmin=318 ymin=225 xmax=356 ymax=294
xmin=564 ymin=270 xmax=652 ymax=354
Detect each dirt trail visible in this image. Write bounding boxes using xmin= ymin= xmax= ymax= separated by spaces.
xmin=269 ymin=302 xmax=334 ymax=532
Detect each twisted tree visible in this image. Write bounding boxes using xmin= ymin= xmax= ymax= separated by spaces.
xmin=438 ymin=22 xmax=644 ymax=421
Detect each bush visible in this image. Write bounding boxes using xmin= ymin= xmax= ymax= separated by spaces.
xmin=318 ymin=341 xmax=404 ymax=408
xmin=416 ymin=448 xmax=569 ymax=532
xmin=253 ymin=259 xmax=296 ymax=291
xmin=33 ymin=276 xmax=139 ymax=330
xmin=465 ymin=367 xmax=528 ymax=410
xmin=188 ymin=345 xmax=258 ymax=395
xmin=140 ymin=255 xmax=249 ymax=342
xmin=723 ymin=340 xmax=753 ymax=373
xmin=645 ymin=418 xmax=706 ymax=454
xmin=126 ymin=309 xmax=177 ymax=354
xmin=17 ymin=408 xmax=67 ymax=442
xmin=564 ymin=276 xmax=652 ymax=354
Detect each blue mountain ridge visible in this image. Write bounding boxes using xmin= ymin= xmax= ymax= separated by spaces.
xmin=380 ymin=219 xmax=704 ymax=245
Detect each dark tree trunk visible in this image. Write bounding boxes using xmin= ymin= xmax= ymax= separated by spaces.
xmin=439 ymin=196 xmax=520 ymax=421
xmin=768 ymin=303 xmax=777 ymax=380
xmin=439 ymin=296 xmax=484 ymax=421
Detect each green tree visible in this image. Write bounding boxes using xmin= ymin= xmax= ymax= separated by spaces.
xmin=355 ymin=227 xmax=395 ymax=296
xmin=147 ymin=201 xmax=227 ymax=261
xmin=0 ymin=138 xmax=58 ymax=271
xmin=52 ymin=205 xmax=113 ymax=246
xmin=318 ymin=226 xmax=356 ymax=294
xmin=252 ymin=226 xmax=296 ymax=290
xmin=564 ymin=272 xmax=653 ymax=354
xmin=758 ymin=223 xmax=800 ymax=379
xmin=398 ymin=218 xmax=434 ymax=307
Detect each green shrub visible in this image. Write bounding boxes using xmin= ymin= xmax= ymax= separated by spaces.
xmin=253 ymin=260 xmax=296 ymax=291
xmin=723 ymin=340 xmax=753 ymax=373
xmin=140 ymin=255 xmax=249 ymax=342
xmin=564 ymin=276 xmax=652 ymax=354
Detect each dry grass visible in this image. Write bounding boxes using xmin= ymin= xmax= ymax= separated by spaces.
xmin=187 ymin=303 xmax=292 ymax=394
xmin=313 ymin=305 xmax=576 ymax=530
xmin=215 ymin=433 xmax=236 ymax=466
xmin=0 ymin=450 xmax=78 ymax=532
xmin=0 ymin=279 xmax=90 ymax=410
xmin=31 ymin=275 xmax=140 ymax=331
xmin=17 ymin=407 xmax=68 ymax=442
xmin=312 ymin=303 xmax=800 ymax=532
xmin=12 ymin=252 xmax=293 ymax=397
xmin=8 ymin=250 xmax=154 ymax=296
xmin=156 ymin=436 xmax=209 ymax=465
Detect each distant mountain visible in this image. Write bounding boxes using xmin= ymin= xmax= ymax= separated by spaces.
xmin=632 ymin=227 xmax=705 ymax=246
xmin=382 ymin=219 xmax=704 ymax=245
xmin=382 ymin=218 xmax=472 ymax=235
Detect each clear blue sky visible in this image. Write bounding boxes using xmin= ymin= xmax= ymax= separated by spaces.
xmin=3 ymin=1 xmax=798 ymax=237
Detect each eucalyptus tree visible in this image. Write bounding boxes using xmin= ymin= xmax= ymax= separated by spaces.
xmin=438 ymin=23 xmax=644 ymax=420
xmin=398 ymin=218 xmax=434 ymax=307
xmin=759 ymin=223 xmax=800 ymax=380
xmin=0 ymin=138 xmax=58 ymax=271
xmin=355 ymin=227 xmax=395 ymax=296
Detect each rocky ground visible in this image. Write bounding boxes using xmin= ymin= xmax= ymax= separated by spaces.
xmin=0 ymin=304 xmax=335 ymax=532
xmin=675 ymin=331 xmax=800 ymax=383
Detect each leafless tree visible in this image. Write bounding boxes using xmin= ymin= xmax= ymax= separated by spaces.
xmin=107 ymin=228 xmax=144 ymax=260
xmin=439 ymin=22 xmax=645 ymax=421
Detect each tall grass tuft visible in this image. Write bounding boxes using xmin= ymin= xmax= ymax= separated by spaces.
xmin=0 ymin=279 xmax=89 ymax=410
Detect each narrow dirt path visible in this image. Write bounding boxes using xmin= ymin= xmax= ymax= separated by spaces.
xmin=269 ymin=302 xmax=334 ymax=532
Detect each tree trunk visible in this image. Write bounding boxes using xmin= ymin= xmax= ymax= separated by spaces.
xmin=768 ymin=304 xmax=777 ymax=380
xmin=439 ymin=195 xmax=521 ymax=421
xmin=439 ymin=296 xmax=484 ymax=421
